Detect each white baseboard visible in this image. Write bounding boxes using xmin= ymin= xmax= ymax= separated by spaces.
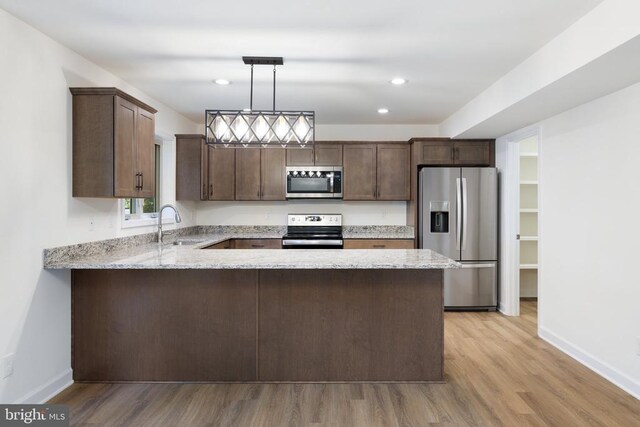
xmin=14 ymin=369 xmax=73 ymax=404
xmin=539 ymin=327 xmax=640 ymax=400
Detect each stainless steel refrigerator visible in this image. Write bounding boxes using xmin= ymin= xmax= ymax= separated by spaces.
xmin=419 ymin=167 xmax=498 ymax=310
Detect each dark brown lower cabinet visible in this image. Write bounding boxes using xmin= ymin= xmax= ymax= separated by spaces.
xmin=72 ymin=268 xmax=443 ymax=382
xmin=344 ymin=239 xmax=414 ymax=249
xmin=72 ymin=270 xmax=257 ymax=381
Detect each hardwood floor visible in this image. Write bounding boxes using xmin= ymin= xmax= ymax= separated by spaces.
xmin=50 ymin=302 xmax=640 ymax=426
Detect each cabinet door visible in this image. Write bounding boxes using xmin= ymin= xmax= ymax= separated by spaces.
xmin=208 ymin=148 xmax=235 ymax=200
xmin=113 ymin=96 xmax=138 ymax=197
xmin=343 ymin=144 xmax=377 ymax=200
xmin=421 ymin=141 xmax=453 ymax=165
xmin=261 ymin=148 xmax=286 ymax=200
xmin=233 ymin=239 xmax=282 ymax=249
xmin=453 ymin=141 xmax=492 ymax=166
xmin=314 ymin=144 xmax=343 ymax=165
xmin=176 ymin=135 xmax=206 ymax=201
xmin=136 ymin=108 xmax=156 ymax=198
xmin=377 ymin=144 xmax=410 ymax=200
xmin=235 ymin=148 xmax=261 ymax=200
xmin=344 ymin=239 xmax=415 ymax=249
xmin=200 ymin=140 xmax=209 ymax=200
xmin=286 ymin=147 xmax=314 ymax=166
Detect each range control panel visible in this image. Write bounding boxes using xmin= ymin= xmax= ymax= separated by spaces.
xmin=287 ymin=214 xmax=342 ymax=226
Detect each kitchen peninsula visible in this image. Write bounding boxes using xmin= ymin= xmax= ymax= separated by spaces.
xmin=45 ymin=228 xmax=459 ymax=383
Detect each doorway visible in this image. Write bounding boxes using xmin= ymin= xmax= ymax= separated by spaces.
xmin=496 ymin=127 xmax=540 ymax=316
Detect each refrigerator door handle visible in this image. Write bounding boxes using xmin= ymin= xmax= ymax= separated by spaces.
xmin=456 ymin=178 xmax=462 ymax=250
xmin=462 ymin=177 xmax=468 ymax=250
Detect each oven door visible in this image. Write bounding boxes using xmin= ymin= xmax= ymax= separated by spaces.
xmin=287 ymin=177 xmax=332 ymax=198
xmin=281 ymin=238 xmax=344 ymax=249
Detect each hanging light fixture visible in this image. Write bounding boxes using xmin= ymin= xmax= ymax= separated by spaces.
xmin=205 ymin=56 xmax=315 ymax=148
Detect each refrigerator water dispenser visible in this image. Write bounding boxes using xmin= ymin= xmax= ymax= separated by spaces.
xmin=429 ymin=201 xmax=449 ymax=233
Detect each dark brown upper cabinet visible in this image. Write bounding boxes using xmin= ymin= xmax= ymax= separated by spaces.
xmin=286 ymin=144 xmax=343 ymax=166
xmin=235 ymin=148 xmax=262 ymax=201
xmin=377 ymin=144 xmax=410 ymax=200
xmin=286 ymin=147 xmax=314 ymax=166
xmin=175 ymin=134 xmax=208 ymax=201
xmin=343 ymin=145 xmax=378 ymax=200
xmin=452 ymin=140 xmax=494 ymax=166
xmin=260 ymin=148 xmax=286 ymax=200
xmin=343 ymin=144 xmax=410 ymax=201
xmin=314 ymin=144 xmax=343 ymax=166
xmin=417 ymin=138 xmax=494 ymax=167
xmin=208 ymin=147 xmax=236 ymax=201
xmin=235 ymin=148 xmax=286 ymax=201
xmin=71 ymin=88 xmax=157 ymax=198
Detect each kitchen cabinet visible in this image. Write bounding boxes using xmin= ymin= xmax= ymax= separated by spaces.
xmin=204 ymin=239 xmax=282 ymax=249
xmin=260 ymin=148 xmax=286 ymax=200
xmin=343 ymin=144 xmax=377 ymax=200
xmin=286 ymin=147 xmax=314 ymax=166
xmin=314 ymin=144 xmax=343 ymax=166
xmin=232 ymin=239 xmax=282 ymax=249
xmin=344 ymin=239 xmax=415 ymax=249
xmin=235 ymin=148 xmax=286 ymax=201
xmin=286 ymin=144 xmax=343 ymax=166
xmin=377 ymin=144 xmax=410 ymax=200
xmin=343 ymin=144 xmax=410 ymax=201
xmin=208 ymin=147 xmax=236 ymax=200
xmin=418 ymin=139 xmax=494 ymax=167
xmin=71 ymin=87 xmax=157 ymax=198
xmin=235 ymin=148 xmax=262 ymax=200
xmin=175 ymin=134 xmax=208 ymax=201
xmin=453 ymin=140 xmax=493 ymax=166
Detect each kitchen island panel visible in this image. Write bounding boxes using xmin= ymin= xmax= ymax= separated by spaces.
xmin=258 ymin=269 xmax=443 ymax=382
xmin=72 ymin=269 xmax=258 ymax=381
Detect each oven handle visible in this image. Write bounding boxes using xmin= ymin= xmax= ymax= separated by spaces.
xmin=282 ymin=239 xmax=343 ymax=246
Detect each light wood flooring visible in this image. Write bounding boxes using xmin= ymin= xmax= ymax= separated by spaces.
xmin=50 ymin=302 xmax=640 ymax=426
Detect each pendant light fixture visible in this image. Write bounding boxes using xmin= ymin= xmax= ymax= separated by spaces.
xmin=205 ymin=56 xmax=315 ymax=148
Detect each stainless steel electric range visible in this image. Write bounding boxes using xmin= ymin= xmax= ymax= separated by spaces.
xmin=281 ymin=214 xmax=343 ymax=249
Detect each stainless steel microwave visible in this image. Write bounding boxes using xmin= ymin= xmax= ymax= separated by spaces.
xmin=285 ymin=166 xmax=342 ymax=199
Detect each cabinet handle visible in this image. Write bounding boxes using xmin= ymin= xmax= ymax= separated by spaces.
xmin=135 ymin=173 xmax=141 ymax=190
xmin=209 ymin=184 xmax=213 ymax=198
xmin=373 ymin=244 xmax=386 ymax=248
xmin=203 ymin=183 xmax=206 ymax=198
xmin=251 ymin=244 xmax=265 ymax=248
xmin=140 ymin=172 xmax=144 ymax=190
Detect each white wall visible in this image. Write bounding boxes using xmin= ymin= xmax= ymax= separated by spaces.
xmin=536 ymin=82 xmax=640 ymax=398
xmin=197 ymin=201 xmax=407 ymax=226
xmin=0 ymin=9 xmax=198 ymax=403
xmin=316 ymin=124 xmax=440 ymax=140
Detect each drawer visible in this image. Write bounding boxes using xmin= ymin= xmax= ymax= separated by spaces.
xmin=343 ymin=239 xmax=414 ymax=249
xmin=232 ymin=239 xmax=282 ymax=249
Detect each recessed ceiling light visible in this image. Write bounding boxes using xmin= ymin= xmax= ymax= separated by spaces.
xmin=390 ymin=78 xmax=407 ymax=85
xmin=378 ymin=108 xmax=389 ymax=114
xmin=214 ymin=79 xmax=231 ymax=85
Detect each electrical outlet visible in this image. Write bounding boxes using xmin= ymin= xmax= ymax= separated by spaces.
xmin=1 ymin=353 xmax=14 ymax=379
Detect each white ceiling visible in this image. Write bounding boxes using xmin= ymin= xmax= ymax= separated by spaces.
xmin=0 ymin=0 xmax=602 ymax=125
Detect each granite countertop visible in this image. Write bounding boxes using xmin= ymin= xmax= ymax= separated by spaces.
xmin=43 ymin=226 xmax=458 ymax=270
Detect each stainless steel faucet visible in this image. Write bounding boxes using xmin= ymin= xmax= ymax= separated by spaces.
xmin=157 ymin=204 xmax=182 ymax=243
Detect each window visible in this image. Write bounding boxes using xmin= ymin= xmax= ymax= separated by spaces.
xmin=122 ymin=142 xmax=161 ymax=225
